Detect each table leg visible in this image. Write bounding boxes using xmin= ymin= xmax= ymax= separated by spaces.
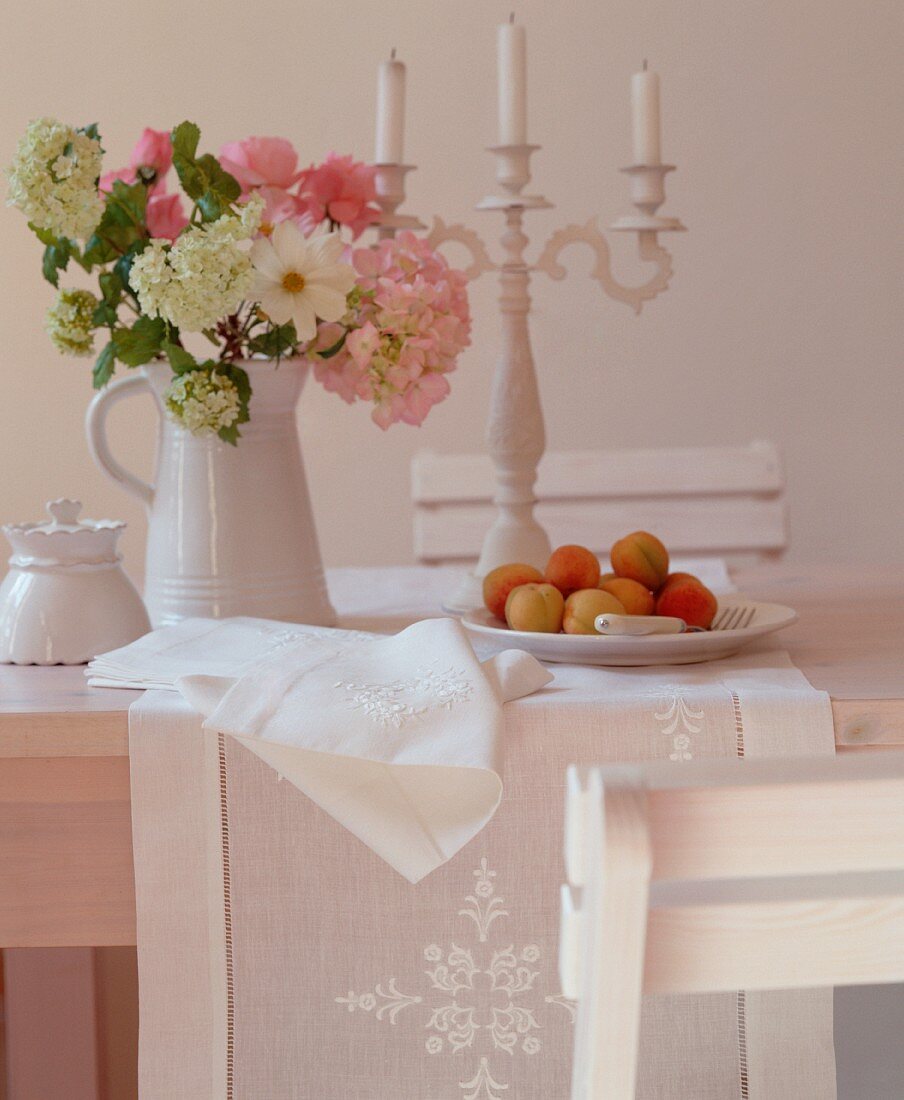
xmin=4 ymin=948 xmax=101 ymax=1100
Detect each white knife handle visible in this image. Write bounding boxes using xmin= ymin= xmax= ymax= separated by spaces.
xmin=593 ymin=614 xmax=687 ymax=636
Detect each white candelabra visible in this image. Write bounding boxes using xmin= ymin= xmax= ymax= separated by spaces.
xmin=372 ymin=39 xmax=685 ymax=612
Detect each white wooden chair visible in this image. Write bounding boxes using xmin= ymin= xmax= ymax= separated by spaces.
xmin=411 ymin=441 xmax=787 ymax=564
xmin=561 ymin=754 xmax=904 ymax=1099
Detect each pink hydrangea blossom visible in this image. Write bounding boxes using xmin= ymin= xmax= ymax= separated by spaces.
xmin=297 ymin=153 xmax=380 ymax=240
xmin=146 ymin=192 xmax=188 ymax=240
xmin=219 ymin=137 xmax=301 ymax=193
xmin=311 ymin=231 xmax=470 ymax=428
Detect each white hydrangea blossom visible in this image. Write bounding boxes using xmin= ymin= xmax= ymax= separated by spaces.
xmin=164 ymin=369 xmax=241 ymax=436
xmin=130 ymin=213 xmax=254 ymax=332
xmin=6 ymin=118 xmax=104 ymax=240
xmin=45 ymin=288 xmax=99 ymax=356
xmin=237 ymin=192 xmax=265 ymax=239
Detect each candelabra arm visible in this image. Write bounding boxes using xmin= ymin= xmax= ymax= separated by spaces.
xmin=426 ymin=217 xmax=497 ymax=281
xmin=533 ymin=219 xmax=674 ymax=315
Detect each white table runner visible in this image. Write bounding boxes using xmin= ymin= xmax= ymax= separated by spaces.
xmin=129 ymin=566 xmax=837 ymax=1099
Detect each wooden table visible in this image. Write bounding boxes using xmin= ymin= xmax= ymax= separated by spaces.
xmin=1 ymin=564 xmax=902 ymax=952
xmin=0 ymin=564 xmax=902 ymax=1096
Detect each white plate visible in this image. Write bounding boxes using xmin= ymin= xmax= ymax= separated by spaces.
xmin=461 ymin=598 xmax=797 ymax=666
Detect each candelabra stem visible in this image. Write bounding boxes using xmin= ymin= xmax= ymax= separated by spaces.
xmin=444 ymin=206 xmax=551 ymax=613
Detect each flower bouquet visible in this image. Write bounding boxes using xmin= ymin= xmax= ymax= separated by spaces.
xmin=6 ymin=119 xmax=473 ymax=625
xmin=7 ymin=119 xmax=471 ymax=442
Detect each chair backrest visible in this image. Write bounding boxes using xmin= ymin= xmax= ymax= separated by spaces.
xmin=563 ymin=754 xmax=904 ymax=1099
xmin=411 ymin=441 xmax=787 ymax=564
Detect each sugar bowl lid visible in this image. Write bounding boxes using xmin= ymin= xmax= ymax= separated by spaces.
xmin=3 ymin=499 xmax=125 ymax=568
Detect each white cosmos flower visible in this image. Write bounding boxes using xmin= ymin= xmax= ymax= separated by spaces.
xmin=250 ymin=222 xmax=356 ymax=341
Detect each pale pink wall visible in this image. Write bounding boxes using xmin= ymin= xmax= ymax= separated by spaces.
xmin=1 ymin=0 xmax=901 ymax=579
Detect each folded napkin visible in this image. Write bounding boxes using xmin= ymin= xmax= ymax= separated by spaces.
xmin=87 ymin=616 xmax=381 ymax=689
xmin=117 ymin=616 xmax=552 ymax=882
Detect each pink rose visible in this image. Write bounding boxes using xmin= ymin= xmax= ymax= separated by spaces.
xmin=219 ymin=137 xmax=301 ymax=193
xmin=128 ymin=128 xmax=172 ymax=192
xmin=255 ymin=186 xmax=300 ymax=236
xmin=99 ymin=167 xmax=135 ymax=194
xmin=146 ymin=192 xmax=189 ymax=241
xmin=297 ymin=153 xmax=380 ymax=240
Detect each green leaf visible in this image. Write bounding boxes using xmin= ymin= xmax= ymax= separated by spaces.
xmin=112 ymin=316 xmax=166 ymax=367
xmin=41 ymin=241 xmax=71 ymax=286
xmin=196 ymin=154 xmax=241 ymax=202
xmin=171 ymin=121 xmax=200 ymax=161
xmin=215 ymin=362 xmax=252 ymax=444
xmin=248 ymin=323 xmax=299 ymax=359
xmin=80 ymin=122 xmax=101 ymax=143
xmin=30 ymin=223 xmax=74 ymax=287
xmin=163 ymin=341 xmax=197 ymax=374
xmin=197 ymin=190 xmax=224 ymax=221
xmin=171 ymin=122 xmax=240 ymax=217
xmin=93 ymin=342 xmax=115 ymax=389
xmin=113 ymin=244 xmax=145 ymax=295
xmin=98 ymin=269 xmax=123 ymax=305
xmin=82 ymin=183 xmax=148 ymax=266
xmin=92 ymin=302 xmax=118 ymax=328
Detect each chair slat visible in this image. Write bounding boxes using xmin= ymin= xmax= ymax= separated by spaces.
xmin=412 ymin=442 xmax=783 ymax=503
xmin=644 ymin=896 xmax=904 ymax=993
xmin=415 ymin=497 xmax=787 ymax=561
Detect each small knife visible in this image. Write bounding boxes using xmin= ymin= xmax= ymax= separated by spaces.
xmin=593 ymin=614 xmax=704 ymax=636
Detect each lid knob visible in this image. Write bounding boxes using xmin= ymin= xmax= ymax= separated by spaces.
xmin=46 ymin=499 xmax=82 ymax=527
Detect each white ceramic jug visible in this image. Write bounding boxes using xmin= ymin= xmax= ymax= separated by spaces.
xmin=86 ymin=359 xmax=336 ymax=627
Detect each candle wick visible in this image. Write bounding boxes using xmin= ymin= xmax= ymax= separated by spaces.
xmin=643 ymin=58 xmax=648 ymax=71
xmin=391 ymin=46 xmax=396 ymax=60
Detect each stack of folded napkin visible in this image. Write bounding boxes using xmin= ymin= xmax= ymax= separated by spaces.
xmin=97 ymin=616 xmax=553 ymax=881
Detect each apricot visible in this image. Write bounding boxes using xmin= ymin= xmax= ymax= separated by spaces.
xmin=563 ymin=588 xmax=626 ymax=635
xmin=505 ymin=583 xmax=565 ymax=633
xmin=655 ymin=577 xmax=718 ymax=629
xmin=597 ymin=572 xmax=618 ymax=587
xmin=610 ymin=531 xmax=669 ymax=590
xmin=483 ymin=562 xmax=544 ymax=620
xmin=658 ymin=571 xmax=699 ymax=593
xmin=545 ymin=544 xmax=601 ymax=596
xmin=599 ymin=577 xmax=655 ymax=616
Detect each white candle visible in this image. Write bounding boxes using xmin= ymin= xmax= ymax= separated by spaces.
xmin=497 ymin=17 xmax=527 ymax=145
xmin=631 ymin=62 xmax=661 ymax=165
xmin=375 ymin=51 xmax=406 ymax=164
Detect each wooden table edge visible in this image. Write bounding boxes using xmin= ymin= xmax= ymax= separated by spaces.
xmin=2 ymin=697 xmax=903 ymax=759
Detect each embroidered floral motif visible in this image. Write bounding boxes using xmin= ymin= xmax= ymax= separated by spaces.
xmin=651 ymin=685 xmax=704 ymax=762
xmin=334 ymin=859 xmax=575 ymax=1097
xmin=334 ymin=979 xmax=421 ymax=1023
xmin=459 ymin=857 xmax=509 ymax=942
xmin=335 ymin=666 xmax=473 ymax=728
xmin=460 ymin=1058 xmax=509 ymax=1099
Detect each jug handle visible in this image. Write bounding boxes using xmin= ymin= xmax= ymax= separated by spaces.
xmin=85 ymin=374 xmax=155 ymax=508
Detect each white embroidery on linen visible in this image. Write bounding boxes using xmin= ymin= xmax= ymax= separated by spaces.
xmin=543 ymin=993 xmax=577 ymax=1021
xmin=334 ymin=979 xmax=422 ymax=1023
xmin=256 ymin=624 xmax=376 ymax=656
xmin=335 ymin=666 xmax=473 ymax=728
xmin=460 ymin=1058 xmax=509 ymax=1099
xmin=333 ymin=860 xmax=576 ymax=1096
xmin=651 ymin=685 xmax=704 ymax=761
xmin=459 ymin=857 xmax=509 ymax=942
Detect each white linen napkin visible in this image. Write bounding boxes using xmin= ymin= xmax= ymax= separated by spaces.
xmin=109 ymin=615 xmax=552 ymax=881
xmin=176 ymin=617 xmax=551 ymax=883
xmin=86 ymin=616 xmax=378 ymax=689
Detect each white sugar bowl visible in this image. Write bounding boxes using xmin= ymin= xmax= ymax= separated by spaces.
xmin=0 ymin=499 xmax=151 ymax=665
